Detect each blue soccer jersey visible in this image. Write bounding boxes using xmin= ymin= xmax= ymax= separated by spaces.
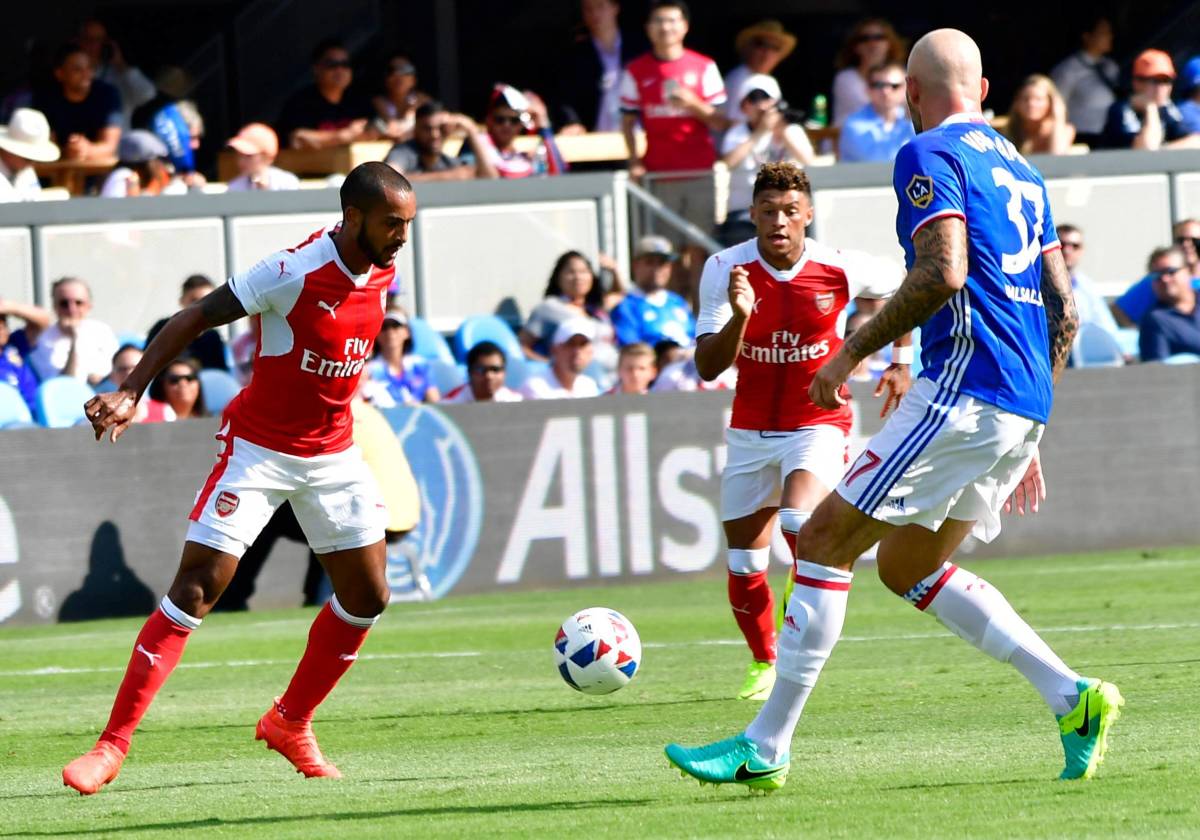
xmin=893 ymin=113 xmax=1059 ymax=423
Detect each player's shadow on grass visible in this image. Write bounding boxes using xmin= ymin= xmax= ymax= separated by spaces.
xmin=1 ymin=798 xmax=656 ymax=836
xmin=58 ymin=521 xmax=156 ymax=622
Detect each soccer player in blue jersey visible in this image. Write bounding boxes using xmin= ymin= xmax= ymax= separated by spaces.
xmin=665 ymin=29 xmax=1122 ymax=792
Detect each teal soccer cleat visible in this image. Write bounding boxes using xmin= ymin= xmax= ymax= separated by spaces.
xmin=665 ymin=733 xmax=789 ymax=793
xmin=1057 ymin=679 xmax=1124 ymax=780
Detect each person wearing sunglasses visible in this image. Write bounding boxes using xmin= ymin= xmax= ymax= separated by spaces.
xmin=370 ymin=53 xmax=429 ymax=142
xmin=1139 ymin=245 xmax=1200 ymax=362
xmin=1097 ymin=49 xmax=1200 ymax=151
xmin=146 ymin=356 xmax=208 ymax=421
xmin=275 ymin=38 xmax=374 ymax=151
xmin=1113 ymin=230 xmax=1200 ymax=327
xmin=831 ymin=18 xmax=907 ymax=127
xmin=478 ymin=84 xmax=566 ymax=179
xmin=1054 ymin=224 xmax=1121 ymax=347
xmin=443 ymin=341 xmax=522 ymax=404
xmin=837 ymin=60 xmax=915 ymax=163
xmin=28 ymin=276 xmax=118 ymax=386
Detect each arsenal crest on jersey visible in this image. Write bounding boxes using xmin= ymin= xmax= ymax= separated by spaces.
xmin=814 ymin=291 xmax=836 ymax=315
xmin=215 ymin=491 xmax=240 ymax=518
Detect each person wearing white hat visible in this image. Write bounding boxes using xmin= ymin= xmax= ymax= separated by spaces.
xmin=519 ymin=317 xmax=601 ymax=399
xmin=718 ymin=74 xmax=814 ymax=246
xmin=0 ymin=108 xmax=60 ymax=202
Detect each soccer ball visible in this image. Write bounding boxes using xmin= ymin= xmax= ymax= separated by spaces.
xmin=553 ymin=607 xmax=641 ymax=695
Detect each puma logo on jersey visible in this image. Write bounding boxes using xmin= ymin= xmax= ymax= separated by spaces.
xmin=135 ymin=644 xmax=162 ymax=668
xmin=317 ymin=300 xmax=340 ymax=319
xmin=277 ymin=261 xmax=288 ymax=278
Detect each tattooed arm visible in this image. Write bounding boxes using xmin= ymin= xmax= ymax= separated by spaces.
xmin=1039 ymin=246 xmax=1079 ymax=383
xmin=809 ymin=216 xmax=968 ymax=409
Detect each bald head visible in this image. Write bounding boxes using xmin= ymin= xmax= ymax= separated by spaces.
xmin=906 ymin=29 xmax=988 ymax=131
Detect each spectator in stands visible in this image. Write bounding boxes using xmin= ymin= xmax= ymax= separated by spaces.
xmin=1056 ymin=224 xmax=1122 ymax=343
xmin=478 ymin=85 xmax=566 ymax=179
xmin=520 ymin=318 xmax=601 ymax=399
xmin=831 ymin=19 xmax=907 ymax=127
xmin=371 ymin=53 xmax=429 ymax=142
xmin=611 ymin=342 xmax=657 ymax=394
xmin=148 ymin=356 xmax=208 ymax=421
xmin=1050 ymin=16 xmax=1119 ymax=148
xmin=1114 ymin=225 xmax=1200 ymax=326
xmin=0 ymin=313 xmax=37 ymax=415
xmin=0 ymin=108 xmax=60 ymax=202
xmin=276 ymin=39 xmax=374 ymax=150
xmin=1178 ymin=58 xmax=1200 ymax=134
xmin=652 ymin=347 xmax=735 ymax=391
xmin=145 ymin=275 xmax=228 ymax=370
xmin=837 ymin=61 xmax=916 ymax=163
xmin=520 ymin=251 xmax=617 ymax=369
xmin=0 ymin=296 xmax=50 ymax=359
xmin=109 ymin=344 xmax=174 ymax=423
xmin=718 ymin=75 xmax=813 ymax=245
xmin=77 ymin=19 xmax=155 ymax=128
xmin=99 ymin=130 xmax=184 ymax=197
xmin=620 ymin=1 xmax=728 ymax=189
xmin=130 ymin=68 xmax=204 ymax=189
xmin=34 ymin=41 xmax=121 ymax=162
xmin=364 ymin=310 xmax=440 ymax=406
xmin=555 ymin=0 xmax=646 ymax=134
xmin=722 ymin=20 xmax=796 ymax=122
xmin=1098 ymin=50 xmax=1200 ymax=151
xmin=1139 ymin=246 xmax=1200 ymax=362
xmin=385 ymin=101 xmax=489 ymax=182
xmin=1005 ymin=74 xmax=1075 ymax=156
xmin=225 ymin=123 xmax=299 ymax=191
xmin=29 ymin=277 xmax=118 ymax=385
xmin=611 ymin=235 xmax=696 ymax=346
xmin=443 ymin=341 xmax=522 ymax=403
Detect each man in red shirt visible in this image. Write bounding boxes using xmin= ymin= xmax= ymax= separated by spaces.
xmin=619 ymin=0 xmax=729 ymax=235
xmin=62 ymin=162 xmax=416 ymax=795
xmin=694 ymin=161 xmax=911 ymax=700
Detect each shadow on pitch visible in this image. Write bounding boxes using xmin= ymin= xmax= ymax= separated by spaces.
xmin=883 ymin=776 xmax=1038 ymax=791
xmin=0 ymin=797 xmax=656 ymax=836
xmin=0 ymin=778 xmax=255 ymax=802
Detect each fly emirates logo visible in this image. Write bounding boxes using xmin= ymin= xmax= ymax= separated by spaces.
xmin=740 ymin=332 xmax=831 ymax=365
xmin=299 ymin=337 xmax=373 ymax=378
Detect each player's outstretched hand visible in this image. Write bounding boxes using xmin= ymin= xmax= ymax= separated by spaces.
xmin=84 ymin=389 xmax=138 ymax=443
xmin=728 ymin=266 xmax=755 ymax=320
xmin=874 ymin=363 xmax=911 ymax=417
xmin=1004 ymin=446 xmax=1046 ymax=516
xmin=810 ymin=350 xmax=855 ymax=409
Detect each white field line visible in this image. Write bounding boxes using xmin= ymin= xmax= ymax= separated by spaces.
xmin=3 ymin=621 xmax=1198 ymax=679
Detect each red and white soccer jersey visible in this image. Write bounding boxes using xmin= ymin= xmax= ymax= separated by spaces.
xmin=697 ymin=237 xmax=903 ymax=433
xmin=618 ymin=49 xmax=726 ymax=172
xmin=186 ymin=227 xmax=393 ymax=557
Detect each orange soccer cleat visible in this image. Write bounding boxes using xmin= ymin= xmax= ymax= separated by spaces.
xmin=62 ymin=741 xmax=126 ymax=795
xmin=255 ymin=701 xmax=342 ymax=779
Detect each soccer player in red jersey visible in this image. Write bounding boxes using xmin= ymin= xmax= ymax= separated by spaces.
xmin=62 ymin=162 xmax=416 ymax=795
xmin=694 ymin=161 xmax=912 ymax=700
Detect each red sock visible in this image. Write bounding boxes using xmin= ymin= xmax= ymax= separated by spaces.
xmin=276 ymin=600 xmax=375 ymax=722
xmin=99 ymin=601 xmax=196 ymax=754
xmin=728 ymin=570 xmax=776 ymax=662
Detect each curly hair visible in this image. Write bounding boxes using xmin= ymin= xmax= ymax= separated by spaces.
xmin=752 ymin=161 xmax=812 ymax=200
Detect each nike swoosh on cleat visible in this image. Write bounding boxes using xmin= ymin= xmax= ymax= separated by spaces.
xmin=1074 ymin=695 xmax=1091 ymax=737
xmin=734 ymin=761 xmax=779 ymax=782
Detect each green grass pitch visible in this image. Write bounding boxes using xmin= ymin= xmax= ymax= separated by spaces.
xmin=1 ymin=547 xmax=1198 ymax=839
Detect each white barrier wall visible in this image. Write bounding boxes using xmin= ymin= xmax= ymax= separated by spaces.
xmin=0 ymin=229 xmax=34 ymax=308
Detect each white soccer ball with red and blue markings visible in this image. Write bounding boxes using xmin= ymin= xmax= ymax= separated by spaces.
xmin=553 ymin=607 xmax=641 ymax=695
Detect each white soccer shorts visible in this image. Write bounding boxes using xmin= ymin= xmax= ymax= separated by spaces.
xmin=836 ymin=377 xmax=1044 ymax=542
xmin=186 ymin=424 xmax=387 ymax=558
xmin=720 ymin=425 xmax=848 ymax=521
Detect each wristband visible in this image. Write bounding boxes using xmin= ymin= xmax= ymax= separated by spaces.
xmin=892 ymin=345 xmax=914 ymax=365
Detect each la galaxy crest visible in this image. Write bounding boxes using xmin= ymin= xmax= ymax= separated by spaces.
xmin=906 ymin=174 xmax=934 ymax=209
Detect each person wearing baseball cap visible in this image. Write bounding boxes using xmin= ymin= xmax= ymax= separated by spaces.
xmin=99 ymin=129 xmax=184 ymax=197
xmin=226 ymin=123 xmax=300 ymax=191
xmin=611 ymin=235 xmax=696 ymax=347
xmin=0 ymin=108 xmax=60 ymax=202
xmin=723 ymin=20 xmax=796 ymax=121
xmin=1178 ymin=57 xmax=1200 ymax=134
xmin=519 ymin=316 xmax=601 ymax=399
xmin=1098 ymin=49 xmax=1200 ymax=150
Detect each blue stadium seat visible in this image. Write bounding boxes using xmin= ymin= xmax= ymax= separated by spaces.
xmin=117 ymin=331 xmax=145 ymax=350
xmin=516 ymin=359 xmax=550 ymax=389
xmin=1162 ymin=353 xmax=1200 ymax=365
xmin=504 ymin=353 xmax=534 ymax=389
xmin=1071 ymin=323 xmax=1125 ymax=367
xmin=428 ymin=359 xmax=467 ymax=394
xmin=0 ymin=382 xmax=32 ymax=428
xmin=35 ymin=377 xmax=94 ymax=428
xmin=199 ymin=368 xmax=241 ymax=415
xmin=585 ymin=360 xmax=615 ymax=392
xmin=407 ymin=316 xmax=456 ymax=365
xmin=453 ymin=315 xmax=524 ymax=364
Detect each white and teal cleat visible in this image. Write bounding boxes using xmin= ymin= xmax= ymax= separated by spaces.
xmin=665 ymin=733 xmax=788 ymax=793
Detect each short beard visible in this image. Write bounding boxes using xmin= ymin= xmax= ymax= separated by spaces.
xmin=907 ymin=95 xmax=923 ymax=133
xmin=356 ymin=225 xmax=388 ymax=269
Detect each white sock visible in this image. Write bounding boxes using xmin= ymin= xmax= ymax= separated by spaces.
xmin=906 ymin=562 xmax=1082 ymax=715
xmin=745 ymin=559 xmax=852 ymax=763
